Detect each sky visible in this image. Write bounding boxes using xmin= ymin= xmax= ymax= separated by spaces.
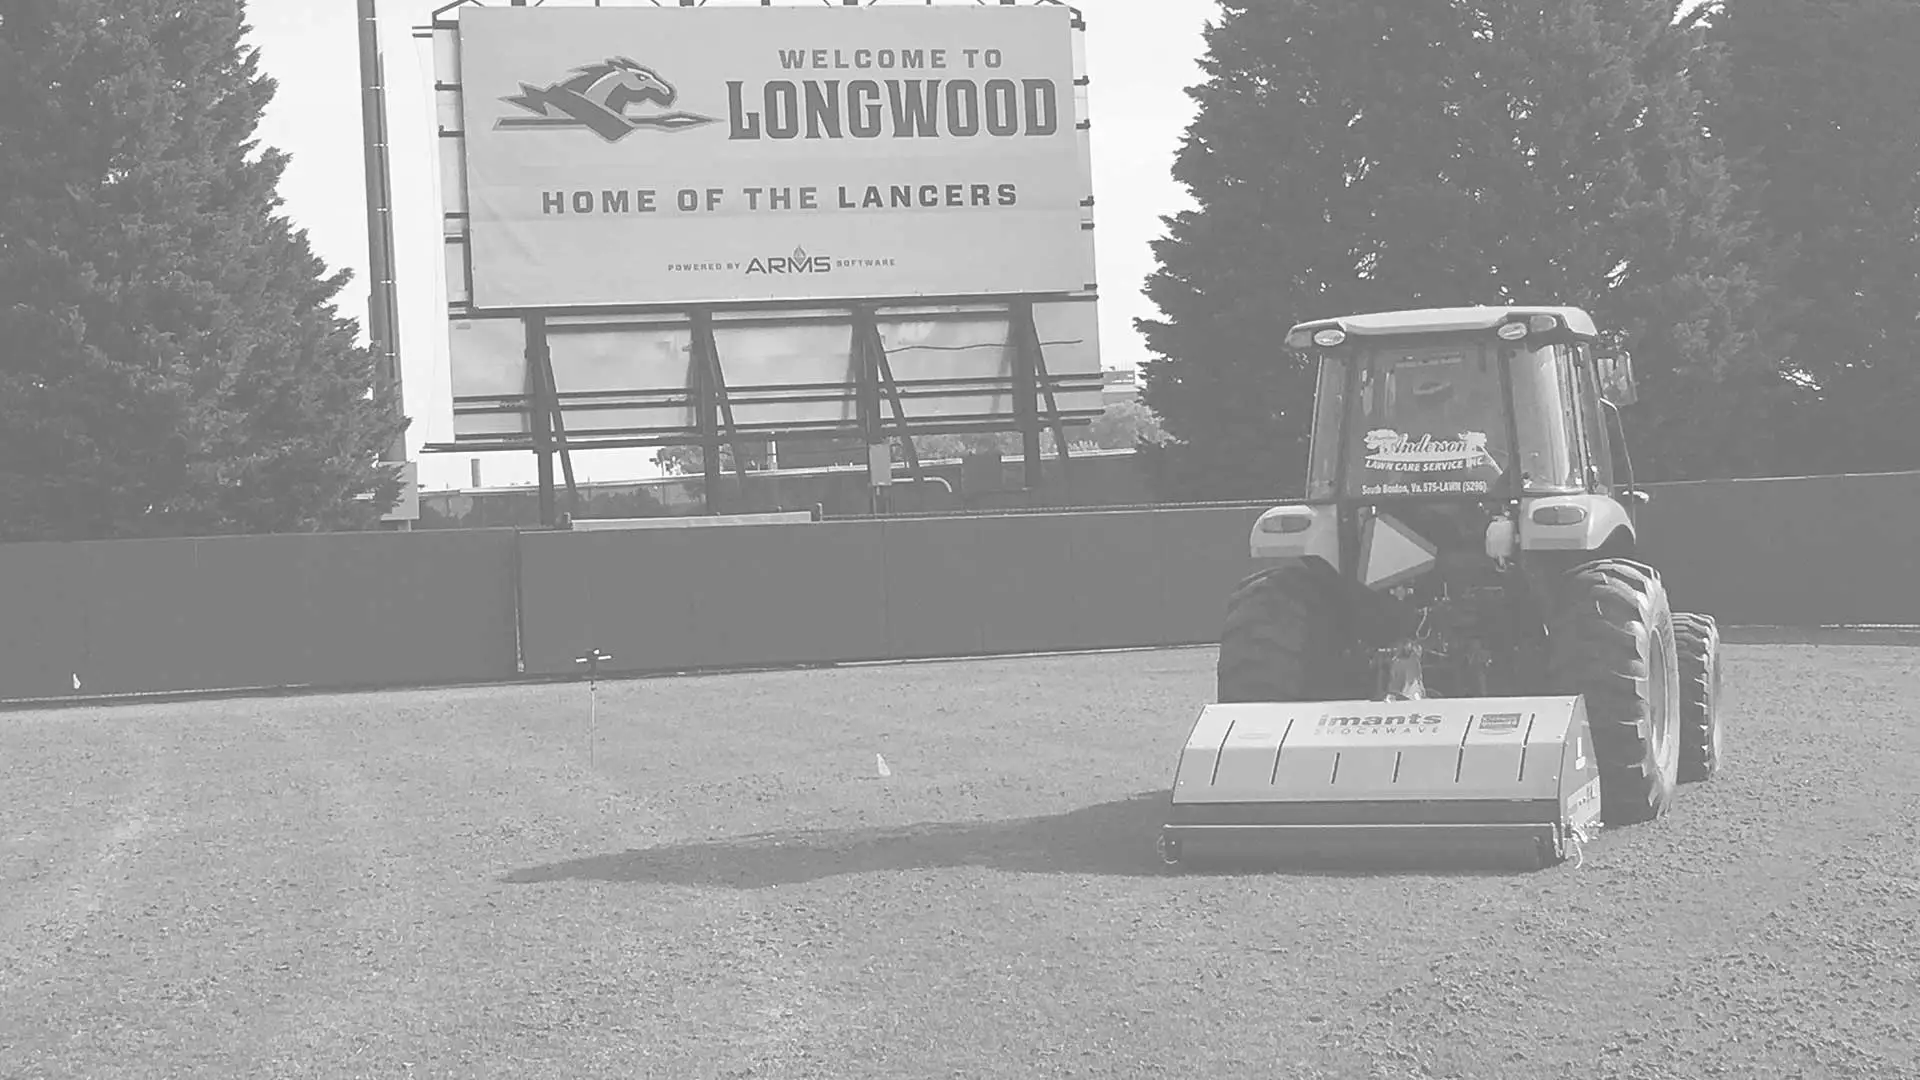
xmin=242 ymin=0 xmax=1220 ymax=492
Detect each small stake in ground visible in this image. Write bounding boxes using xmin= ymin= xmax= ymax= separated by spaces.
xmin=574 ymin=648 xmax=614 ymax=768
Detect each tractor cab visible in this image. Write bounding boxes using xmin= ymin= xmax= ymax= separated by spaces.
xmin=1250 ymin=304 xmax=1652 ymax=690
xmin=1286 ymin=307 xmax=1640 ymax=508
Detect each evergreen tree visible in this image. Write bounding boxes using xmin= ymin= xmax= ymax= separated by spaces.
xmin=1706 ymin=0 xmax=1920 ymax=476
xmin=0 ymin=0 xmax=406 ymax=542
xmin=1136 ymin=0 xmax=1773 ymax=499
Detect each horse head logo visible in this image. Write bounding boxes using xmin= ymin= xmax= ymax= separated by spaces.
xmin=497 ymin=56 xmax=716 ymax=141
xmin=583 ymin=57 xmax=673 ymax=103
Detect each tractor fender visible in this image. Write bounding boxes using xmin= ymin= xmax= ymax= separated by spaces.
xmin=1518 ymin=493 xmax=1635 ymax=555
xmin=1249 ymin=504 xmax=1340 ymax=571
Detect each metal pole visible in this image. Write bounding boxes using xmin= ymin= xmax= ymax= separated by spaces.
xmin=509 ymin=0 xmax=545 ymax=521
xmin=528 ymin=317 xmax=556 ymax=527
xmin=356 ymin=0 xmax=406 ymax=465
xmin=854 ymin=308 xmax=888 ymax=515
xmin=575 ymin=649 xmax=614 ymax=769
xmin=1013 ymin=301 xmax=1044 ymax=489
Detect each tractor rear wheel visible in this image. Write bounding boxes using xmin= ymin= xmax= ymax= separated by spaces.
xmin=1674 ymin=611 xmax=1724 ymax=783
xmin=1217 ymin=558 xmax=1362 ymax=703
xmin=1544 ymin=558 xmax=1682 ymax=826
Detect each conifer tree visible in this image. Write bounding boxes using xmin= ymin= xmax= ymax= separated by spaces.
xmin=1136 ymin=0 xmax=1771 ymax=498
xmin=0 ymin=0 xmax=407 ymax=541
xmin=1706 ymin=0 xmax=1920 ymax=475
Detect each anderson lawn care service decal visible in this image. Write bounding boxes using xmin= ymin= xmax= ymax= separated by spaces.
xmin=1359 ymin=430 xmax=1501 ymax=497
xmin=452 ymin=4 xmax=1090 ymax=309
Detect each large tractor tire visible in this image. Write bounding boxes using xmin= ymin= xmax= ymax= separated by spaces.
xmin=1217 ymin=558 xmax=1362 ymax=703
xmin=1543 ymin=558 xmax=1682 ymax=827
xmin=1674 ymin=611 xmax=1724 ymax=783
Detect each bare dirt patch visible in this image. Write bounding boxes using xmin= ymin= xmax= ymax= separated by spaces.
xmin=4 ymin=643 xmax=1917 ymax=1078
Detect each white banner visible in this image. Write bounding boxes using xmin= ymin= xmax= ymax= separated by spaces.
xmin=450 ymin=4 xmax=1091 ymax=310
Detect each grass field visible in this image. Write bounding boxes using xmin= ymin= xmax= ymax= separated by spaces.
xmin=5 ymin=642 xmax=1919 ymax=1079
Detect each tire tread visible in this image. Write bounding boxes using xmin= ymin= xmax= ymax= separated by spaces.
xmin=1674 ymin=611 xmax=1722 ymax=783
xmin=1544 ymin=557 xmax=1680 ymax=826
xmin=1216 ymin=560 xmax=1358 ymax=703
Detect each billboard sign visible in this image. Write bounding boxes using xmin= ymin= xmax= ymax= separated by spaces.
xmin=450 ymin=4 xmax=1091 ymax=310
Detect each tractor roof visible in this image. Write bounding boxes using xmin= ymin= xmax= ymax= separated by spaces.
xmin=1287 ymin=305 xmax=1600 ymax=340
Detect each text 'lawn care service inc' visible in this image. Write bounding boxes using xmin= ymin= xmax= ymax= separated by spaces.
xmin=450 ymin=3 xmax=1093 ymax=310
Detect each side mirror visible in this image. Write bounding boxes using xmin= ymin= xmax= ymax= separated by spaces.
xmin=1596 ymin=350 xmax=1638 ymax=406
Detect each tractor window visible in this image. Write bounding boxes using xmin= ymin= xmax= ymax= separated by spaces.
xmin=1344 ymin=343 xmax=1512 ymax=498
xmin=1305 ymin=354 xmax=1347 ymax=500
xmin=1554 ymin=345 xmax=1588 ymax=488
xmin=1575 ymin=347 xmax=1615 ymax=491
xmin=1342 ymin=339 xmax=1578 ymax=499
xmin=1507 ymin=344 xmax=1581 ymax=492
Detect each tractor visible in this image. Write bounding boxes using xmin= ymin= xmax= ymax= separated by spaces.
xmin=1160 ymin=305 xmax=1725 ymax=867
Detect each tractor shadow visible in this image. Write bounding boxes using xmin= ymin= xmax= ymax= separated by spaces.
xmin=502 ymin=792 xmax=1542 ymax=889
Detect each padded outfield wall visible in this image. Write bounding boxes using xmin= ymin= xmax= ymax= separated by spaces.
xmin=1 ymin=473 xmax=1914 ymax=702
xmin=0 ymin=530 xmax=522 ymax=701
xmin=512 ymin=505 xmax=1262 ymax=677
xmin=1632 ymin=471 xmax=1920 ymax=627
